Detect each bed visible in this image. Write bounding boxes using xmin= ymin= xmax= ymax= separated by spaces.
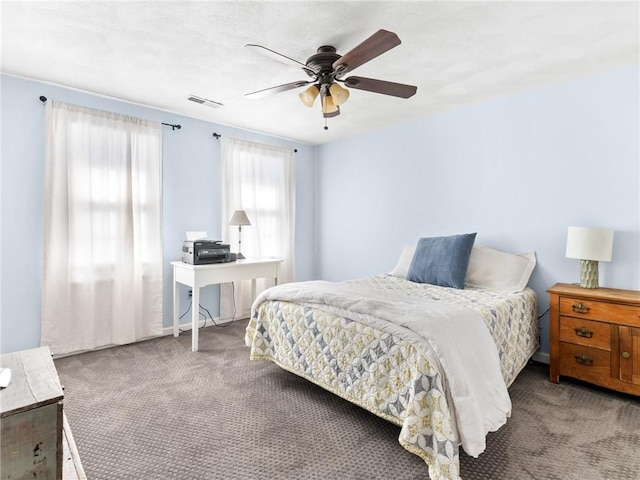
xmin=245 ymin=239 xmax=538 ymax=480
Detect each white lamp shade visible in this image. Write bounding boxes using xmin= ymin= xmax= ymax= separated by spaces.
xmin=566 ymin=226 xmax=614 ymax=262
xmin=229 ymin=210 xmax=251 ymax=226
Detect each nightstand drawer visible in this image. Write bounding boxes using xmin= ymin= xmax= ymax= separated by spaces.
xmin=559 ymin=297 xmax=640 ymax=324
xmin=559 ymin=342 xmax=611 ymax=380
xmin=559 ymin=316 xmax=611 ymax=350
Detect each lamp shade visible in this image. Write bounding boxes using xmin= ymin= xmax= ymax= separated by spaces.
xmin=299 ymin=85 xmax=320 ymax=107
xmin=229 ymin=210 xmax=251 ymax=226
xmin=329 ymin=83 xmax=350 ymax=106
xmin=566 ymin=227 xmax=614 ymax=261
xmin=321 ymin=95 xmax=338 ymax=113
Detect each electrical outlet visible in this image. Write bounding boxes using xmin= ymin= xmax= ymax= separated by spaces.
xmin=188 ymin=289 xmax=192 ymax=298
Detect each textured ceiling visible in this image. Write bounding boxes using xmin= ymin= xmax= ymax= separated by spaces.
xmin=2 ymin=1 xmax=638 ymax=145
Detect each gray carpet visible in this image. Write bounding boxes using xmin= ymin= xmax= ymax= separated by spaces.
xmin=55 ymin=320 xmax=640 ymax=480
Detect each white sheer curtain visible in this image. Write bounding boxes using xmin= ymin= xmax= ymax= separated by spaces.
xmin=220 ymin=137 xmax=295 ymax=319
xmin=41 ymin=101 xmax=163 ymax=355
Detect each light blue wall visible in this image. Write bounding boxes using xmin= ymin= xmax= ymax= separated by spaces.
xmin=315 ymin=65 xmax=640 ymax=356
xmin=3 ymin=66 xmax=638 ymax=356
xmin=0 ymin=74 xmax=316 ymax=353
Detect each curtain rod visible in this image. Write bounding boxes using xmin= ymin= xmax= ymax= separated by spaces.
xmin=212 ymin=132 xmax=297 ymax=152
xmin=38 ymin=96 xmax=181 ymax=130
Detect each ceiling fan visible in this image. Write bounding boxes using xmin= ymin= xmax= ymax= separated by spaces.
xmin=245 ymin=29 xmax=417 ymax=129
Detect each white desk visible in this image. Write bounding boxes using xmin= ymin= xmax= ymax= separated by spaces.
xmin=171 ymin=258 xmax=283 ymax=351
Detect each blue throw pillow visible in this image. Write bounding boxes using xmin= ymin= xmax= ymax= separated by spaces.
xmin=407 ymin=233 xmax=477 ymax=289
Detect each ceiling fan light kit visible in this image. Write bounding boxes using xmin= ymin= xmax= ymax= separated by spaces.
xmin=299 ymin=84 xmax=320 ymax=107
xmin=321 ymin=95 xmax=339 ymax=116
xmin=329 ymin=83 xmax=349 ymax=106
xmin=246 ymin=29 xmax=417 ymax=130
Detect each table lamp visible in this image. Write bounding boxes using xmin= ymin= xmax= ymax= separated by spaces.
xmin=565 ymin=226 xmax=614 ymax=289
xmin=229 ymin=210 xmax=251 ymax=259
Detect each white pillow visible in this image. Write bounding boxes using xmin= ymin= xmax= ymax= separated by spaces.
xmin=388 ymin=244 xmax=416 ymax=277
xmin=466 ymin=245 xmax=536 ymax=292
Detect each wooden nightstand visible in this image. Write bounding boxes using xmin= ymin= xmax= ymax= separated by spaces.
xmin=548 ymin=283 xmax=640 ymax=396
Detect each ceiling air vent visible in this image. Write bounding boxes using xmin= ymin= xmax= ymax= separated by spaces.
xmin=187 ymin=95 xmax=223 ymax=108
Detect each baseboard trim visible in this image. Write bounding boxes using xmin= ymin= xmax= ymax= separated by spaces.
xmin=532 ymin=351 xmax=550 ymax=364
xmin=162 ymin=316 xmax=248 ymax=336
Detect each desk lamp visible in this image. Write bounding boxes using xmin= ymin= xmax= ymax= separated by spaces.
xmin=566 ymin=226 xmax=614 ymax=289
xmin=229 ymin=210 xmax=251 ymax=259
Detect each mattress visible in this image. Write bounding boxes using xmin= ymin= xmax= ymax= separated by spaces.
xmin=246 ymin=274 xmax=538 ymax=480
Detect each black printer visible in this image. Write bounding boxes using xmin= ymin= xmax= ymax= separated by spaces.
xmin=182 ymin=240 xmax=233 ymax=264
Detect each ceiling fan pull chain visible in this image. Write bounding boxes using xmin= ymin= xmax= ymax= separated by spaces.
xmin=324 ymin=118 xmax=328 ymax=131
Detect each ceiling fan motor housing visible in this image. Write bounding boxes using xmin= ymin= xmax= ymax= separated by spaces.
xmin=306 ymin=46 xmax=342 ymax=84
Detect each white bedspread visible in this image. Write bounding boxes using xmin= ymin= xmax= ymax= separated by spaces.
xmin=252 ymin=280 xmax=512 ymax=457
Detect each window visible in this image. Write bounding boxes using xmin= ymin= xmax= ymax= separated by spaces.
xmin=41 ymin=101 xmax=163 ymax=354
xmin=220 ymin=137 xmax=295 ymax=317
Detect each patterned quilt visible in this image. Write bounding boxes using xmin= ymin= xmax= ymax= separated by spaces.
xmin=245 ymin=275 xmax=538 ymax=480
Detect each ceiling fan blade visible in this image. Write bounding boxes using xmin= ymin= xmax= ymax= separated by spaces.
xmin=343 ymin=76 xmax=417 ymax=99
xmin=245 ymin=44 xmax=306 ymax=68
xmin=245 ymin=80 xmax=311 ymax=99
xmin=246 ymin=44 xmax=318 ymax=77
xmin=332 ymin=30 xmax=401 ymax=76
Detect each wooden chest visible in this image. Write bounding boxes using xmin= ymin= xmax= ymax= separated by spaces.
xmin=1 ymin=347 xmax=64 ymax=480
xmin=548 ymin=283 xmax=640 ymax=396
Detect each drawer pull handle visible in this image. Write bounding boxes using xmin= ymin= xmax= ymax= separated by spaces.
xmin=622 ymin=351 xmax=631 ymax=359
xmin=574 ymin=326 xmax=594 ymax=338
xmin=574 ymin=354 xmax=593 ymax=366
xmin=572 ymin=303 xmax=590 ymax=314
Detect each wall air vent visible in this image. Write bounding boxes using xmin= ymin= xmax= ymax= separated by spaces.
xmin=187 ymin=95 xmax=224 ymax=108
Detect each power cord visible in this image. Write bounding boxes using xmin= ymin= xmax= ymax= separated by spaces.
xmin=199 ymin=303 xmax=229 ymax=328
xmin=179 ymin=282 xmax=238 ymax=332
xmin=201 ymin=281 xmax=235 ymax=328
xmin=231 ymin=281 xmax=237 ymax=322
xmin=178 ymin=300 xmax=207 ymax=332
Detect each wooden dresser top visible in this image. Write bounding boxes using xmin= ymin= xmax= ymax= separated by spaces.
xmin=548 ymin=283 xmax=640 ymax=305
xmin=0 ymin=346 xmax=63 ymax=417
